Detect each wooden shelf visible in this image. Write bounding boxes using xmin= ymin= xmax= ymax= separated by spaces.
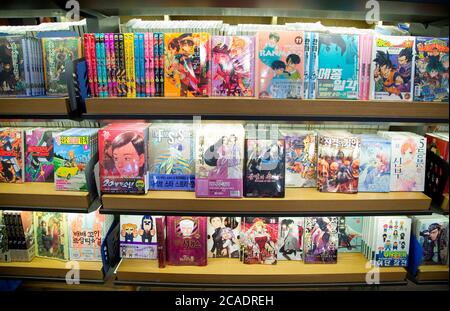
xmin=441 ymin=194 xmax=449 ymax=212
xmin=0 ymin=97 xmax=70 ymax=118
xmin=0 ymin=182 xmax=96 ymax=213
xmin=416 ymin=265 xmax=449 ymax=283
xmin=0 ymin=257 xmax=104 ymax=282
xmin=101 ymin=188 xmax=431 ymax=215
xmin=85 ymin=98 xmax=449 ymax=122
xmin=115 ymin=253 xmax=407 ymax=286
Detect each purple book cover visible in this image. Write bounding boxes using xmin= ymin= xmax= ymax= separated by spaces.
xmin=25 ymin=128 xmax=58 ymax=182
xmin=166 ymin=216 xmax=207 ymax=266
xmin=211 ymin=36 xmax=255 ymax=97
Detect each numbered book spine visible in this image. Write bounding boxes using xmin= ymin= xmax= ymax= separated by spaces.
xmin=309 ymin=32 xmax=318 ymax=99
xmin=139 ymin=33 xmax=146 ymax=98
xmin=303 ymin=32 xmax=311 ymax=99
xmin=134 ymin=34 xmax=141 ymax=97
xmin=153 ymin=33 xmax=160 ymax=97
xmin=105 ymin=33 xmax=113 ymax=97
xmin=109 ymin=33 xmax=117 ymax=97
xmin=158 ymin=33 xmax=165 ymax=97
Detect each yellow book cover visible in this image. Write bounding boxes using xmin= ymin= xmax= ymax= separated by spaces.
xmin=124 ymin=33 xmax=136 ymax=97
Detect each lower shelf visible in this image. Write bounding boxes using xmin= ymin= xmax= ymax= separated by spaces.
xmin=0 ymin=257 xmax=105 ymax=283
xmin=415 ymin=265 xmax=449 ymax=283
xmin=115 ymin=253 xmax=407 ymax=287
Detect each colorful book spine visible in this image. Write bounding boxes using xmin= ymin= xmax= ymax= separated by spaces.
xmin=125 ymin=33 xmax=136 ymax=97
xmin=134 ymin=34 xmax=141 ymax=97
xmin=309 ymin=32 xmax=318 ymax=99
xmin=153 ymin=33 xmax=160 ymax=97
xmin=149 ymin=33 xmax=155 ymax=96
xmin=84 ymin=34 xmax=95 ymax=97
xmin=156 ymin=217 xmax=166 ymax=268
xmin=158 ymin=33 xmax=165 ymax=97
xmin=303 ymin=32 xmax=311 ymax=99
xmin=105 ymin=33 xmax=113 ymax=96
xmin=116 ymin=34 xmax=126 ymax=97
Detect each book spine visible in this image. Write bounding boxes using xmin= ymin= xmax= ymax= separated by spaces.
xmin=309 ymin=32 xmax=318 ymax=100
xmin=117 ymin=34 xmax=126 ymax=97
xmin=154 ymin=33 xmax=160 ymax=97
xmin=105 ymin=33 xmax=112 ymax=97
xmin=22 ymin=38 xmax=31 ymax=96
xmin=134 ymin=33 xmax=141 ymax=97
xmin=143 ymin=33 xmax=151 ymax=97
xmin=149 ymin=33 xmax=155 ymax=96
xmin=159 ymin=33 xmax=164 ymax=97
xmin=125 ymin=33 xmax=136 ymax=97
xmin=109 ymin=33 xmax=117 ymax=97
xmin=139 ymin=33 xmax=146 ymax=98
xmin=83 ymin=34 xmax=94 ymax=97
xmin=303 ymin=32 xmax=310 ymax=99
xmin=156 ymin=217 xmax=166 ymax=268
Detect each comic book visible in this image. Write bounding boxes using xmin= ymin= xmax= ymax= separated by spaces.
xmin=116 ymin=33 xmax=127 ymax=97
xmin=257 ymin=31 xmax=305 ymax=99
xmin=120 ymin=215 xmax=157 ymax=259
xmin=317 ymin=131 xmax=360 ymax=193
xmin=426 ymin=132 xmax=449 ymax=193
xmin=33 ymin=212 xmax=69 ymax=260
xmin=245 ymin=138 xmax=286 ymax=198
xmin=304 ymin=217 xmax=339 ymax=264
xmin=166 ymin=216 xmax=207 ymax=266
xmin=283 ymin=130 xmax=317 ymax=188
xmin=124 ymin=33 xmax=136 ymax=97
xmin=99 ymin=123 xmax=149 ymax=194
xmin=358 ymin=134 xmax=391 ymax=192
xmin=148 ymin=123 xmax=195 ymax=191
xmin=68 ymin=210 xmax=114 ymax=261
xmin=207 ymin=216 xmax=241 ymax=259
xmin=211 ymin=36 xmax=255 ymax=97
xmin=277 ymin=217 xmax=303 ymax=260
xmin=164 ymin=33 xmax=210 ymax=97
xmin=0 ymin=128 xmax=24 ymax=183
xmin=412 ymin=215 xmax=449 ymax=265
xmin=83 ymin=33 xmax=97 ymax=97
xmin=42 ymin=37 xmax=82 ymax=96
xmin=2 ymin=211 xmax=35 ymax=261
xmin=242 ymin=217 xmax=278 ymax=264
xmin=0 ymin=36 xmax=27 ymax=96
xmin=371 ymin=35 xmax=415 ymax=101
xmin=338 ymin=216 xmax=363 ymax=253
xmin=374 ymin=217 xmax=411 ymax=267
xmin=316 ymin=33 xmax=359 ymax=99
xmin=414 ymin=37 xmax=449 ymax=102
xmin=195 ymin=123 xmax=245 ymax=198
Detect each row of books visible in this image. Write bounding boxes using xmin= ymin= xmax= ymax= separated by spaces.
xmin=0 ymin=209 xmax=114 ymax=262
xmin=2 ymin=124 xmax=448 ymax=196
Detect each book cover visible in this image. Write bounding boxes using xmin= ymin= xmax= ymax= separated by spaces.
xmin=207 ymin=216 xmax=241 ymax=258
xmin=374 ymin=217 xmax=411 ymax=267
xmin=166 ymin=216 xmax=207 ymax=266
xmin=415 ymin=217 xmax=448 ymax=265
xmin=371 ymin=35 xmax=415 ymax=101
xmin=156 ymin=216 xmax=166 ymax=268
xmin=304 ymin=217 xmax=339 ymax=264
xmin=148 ymin=123 xmax=195 ymax=191
xmin=34 ymin=212 xmax=68 ymax=260
xmin=195 ymin=123 xmax=244 ymax=198
xmin=277 ymin=217 xmax=304 ymax=260
xmin=120 ymin=215 xmax=157 ymax=259
xmin=0 ymin=128 xmax=24 ymax=183
xmin=426 ymin=133 xmax=449 ymax=161
xmin=317 ymin=33 xmax=359 ymax=99
xmin=284 ymin=131 xmax=317 ymax=187
xmin=0 ymin=36 xmax=26 ymax=96
xmin=338 ymin=216 xmax=363 ymax=253
xmin=245 ymin=138 xmax=286 ymax=198
xmin=414 ymin=37 xmax=449 ymax=102
xmin=25 ymin=128 xmax=59 ymax=182
xmin=242 ymin=217 xmax=278 ymax=264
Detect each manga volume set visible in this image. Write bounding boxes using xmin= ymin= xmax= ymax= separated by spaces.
xmin=2 ymin=211 xmax=35 ymax=261
xmin=120 ymin=215 xmax=158 ymax=259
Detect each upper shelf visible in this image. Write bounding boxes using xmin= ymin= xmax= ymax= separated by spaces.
xmin=0 ymin=97 xmax=71 ymax=119
xmin=85 ymin=98 xmax=449 ymax=123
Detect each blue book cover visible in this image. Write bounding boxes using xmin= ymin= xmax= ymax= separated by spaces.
xmin=303 ymin=32 xmax=310 ymax=99
xmin=338 ymin=216 xmax=363 ymax=253
xmin=317 ymin=33 xmax=359 ymax=99
xmin=358 ymin=135 xmax=391 ymax=192
xmin=309 ymin=32 xmax=318 ymax=99
xmin=139 ymin=33 xmax=145 ymax=98
xmin=134 ymin=34 xmax=141 ymax=97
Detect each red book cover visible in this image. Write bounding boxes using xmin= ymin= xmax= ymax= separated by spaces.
xmin=156 ymin=216 xmax=166 ymax=268
xmin=426 ymin=133 xmax=449 ymax=193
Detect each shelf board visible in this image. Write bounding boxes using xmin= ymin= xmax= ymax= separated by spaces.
xmin=85 ymin=98 xmax=449 ymax=122
xmin=441 ymin=194 xmax=449 ymax=212
xmin=0 ymin=97 xmax=70 ymax=118
xmin=415 ymin=265 xmax=449 ymax=283
xmin=0 ymin=257 xmax=104 ymax=283
xmin=115 ymin=253 xmax=406 ymax=287
xmin=101 ymin=188 xmax=431 ymax=216
xmin=0 ymin=182 xmax=97 ymax=213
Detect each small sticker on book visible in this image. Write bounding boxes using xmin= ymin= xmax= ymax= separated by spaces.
xmin=230 ymin=191 xmax=240 ymax=197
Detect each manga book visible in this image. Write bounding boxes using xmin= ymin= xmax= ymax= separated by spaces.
xmin=284 ymin=131 xmax=317 ymax=187
xmin=148 ymin=123 xmax=195 ymax=191
xmin=0 ymin=36 xmax=26 ymax=96
xmin=338 ymin=216 xmax=363 ymax=253
xmin=425 ymin=132 xmax=449 ymax=193
xmin=211 ymin=36 xmax=255 ymax=97
xmin=120 ymin=215 xmax=157 ymax=259
xmin=0 ymin=222 xmax=9 ymax=262
xmin=358 ymin=134 xmax=391 ymax=192
xmin=33 ymin=212 xmax=69 ymax=260
xmin=166 ymin=216 xmax=207 ymax=266
xmin=317 ymin=132 xmax=360 ymax=193
xmin=242 ymin=217 xmax=278 ymax=264
xmin=413 ymin=216 xmax=448 ymax=265
xmin=277 ymin=217 xmax=303 ymax=260
xmin=164 ymin=33 xmax=210 ymax=97
xmin=245 ymin=138 xmax=285 ymax=198
xmin=414 ymin=37 xmax=448 ymax=102
xmin=207 ymin=216 xmax=241 ymax=259
xmin=195 ymin=123 xmax=245 ymax=198
xmin=156 ymin=216 xmax=166 ymax=268
xmin=0 ymin=128 xmax=24 ymax=183
xmin=374 ymin=217 xmax=411 ymax=267
xmin=304 ymin=217 xmax=339 ymax=264
xmin=316 ymin=33 xmax=359 ymax=99
xmin=257 ymin=31 xmax=305 ymax=99
xmin=371 ymin=35 xmax=415 ymax=101
xmin=2 ymin=211 xmax=35 ymax=262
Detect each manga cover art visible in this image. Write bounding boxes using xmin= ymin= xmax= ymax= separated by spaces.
xmin=317 ymin=33 xmax=359 ymax=99
xmin=414 ymin=37 xmax=449 ymax=102
xmin=164 ymin=33 xmax=210 ymax=97
xmin=375 ymin=217 xmax=411 ymax=267
xmin=25 ymin=128 xmax=59 ymax=182
xmin=416 ymin=219 xmax=448 ymax=265
xmin=120 ymin=215 xmax=157 ymax=259
xmin=0 ymin=36 xmax=26 ymax=96
xmin=34 ymin=212 xmax=68 ymax=260
xmin=304 ymin=217 xmax=339 ymax=264
xmin=0 ymin=128 xmax=24 ymax=183
xmin=277 ymin=217 xmax=303 ymax=260
xmin=242 ymin=217 xmax=278 ymax=265
xmin=284 ymin=131 xmax=317 ymax=187
xmin=42 ymin=37 xmax=82 ymax=96
xmin=148 ymin=123 xmax=195 ymax=191
xmin=166 ymin=216 xmax=207 ymax=266
xmin=358 ymin=135 xmax=391 ymax=192
xmin=207 ymin=216 xmax=241 ymax=258
xmin=245 ymin=139 xmax=285 ymax=198
xmin=211 ymin=36 xmax=255 ymax=97
xmin=195 ymin=123 xmax=244 ymax=198
xmin=338 ymin=216 xmax=363 ymax=253
xmin=372 ymin=35 xmax=415 ymax=101
xmin=317 ymin=132 xmax=360 ymax=193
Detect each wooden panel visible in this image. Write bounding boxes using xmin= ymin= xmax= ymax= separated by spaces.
xmin=0 ymin=97 xmax=69 ymax=116
xmin=416 ymin=265 xmax=449 ymax=282
xmin=441 ymin=194 xmax=449 ymax=211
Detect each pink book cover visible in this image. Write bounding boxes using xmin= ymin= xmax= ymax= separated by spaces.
xmin=364 ymin=35 xmax=373 ymax=100
xmin=83 ymin=34 xmax=95 ymax=97
xmin=144 ymin=33 xmax=151 ymax=97
xmin=90 ymin=34 xmax=99 ymax=97
xmin=109 ymin=33 xmax=117 ymax=97
xmin=149 ymin=33 xmax=155 ymax=96
xmin=166 ymin=216 xmax=207 ymax=266
xmin=358 ymin=34 xmax=364 ymax=100
xmin=211 ymin=36 xmax=255 ymax=97
xmin=104 ymin=33 xmax=112 ymax=96
xmin=195 ymin=123 xmax=245 ymax=198
xmin=257 ymin=31 xmax=305 ymax=99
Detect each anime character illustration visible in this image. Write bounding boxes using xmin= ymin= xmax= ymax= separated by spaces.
xmin=139 ymin=216 xmax=155 ymax=244
xmin=278 ymin=217 xmax=303 ymax=260
xmin=304 ymin=217 xmax=338 ymax=263
xmin=358 ymin=136 xmax=391 ymax=192
xmin=284 ymin=132 xmax=317 ymax=187
xmin=243 ymin=217 xmax=278 ymax=265
xmin=207 ymin=216 xmax=240 ymax=258
xmin=338 ymin=217 xmax=362 ymax=252
xmin=25 ymin=129 xmax=58 ymax=182
xmin=34 ymin=212 xmax=68 ymax=260
xmin=121 ymin=223 xmax=138 ymax=243
xmin=373 ymin=51 xmax=405 ymax=98
xmin=0 ymin=37 xmax=26 ymax=95
xmin=111 ymin=132 xmax=146 ymax=177
xmin=419 ymin=222 xmax=448 ymax=264
xmin=0 ymin=128 xmax=23 ymax=183
xmin=119 ymin=215 xmax=158 ymax=259
xmin=375 ymin=217 xmax=411 ymax=267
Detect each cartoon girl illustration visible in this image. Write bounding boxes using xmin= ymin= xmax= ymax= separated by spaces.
xmin=279 ymin=219 xmax=300 ymax=260
xmin=227 ymin=134 xmax=242 ymax=179
xmin=206 ymin=136 xmax=229 ymax=179
xmin=121 ymin=223 xmax=138 ymax=243
xmin=399 ymin=138 xmax=418 ymax=191
xmin=245 ymin=218 xmax=277 ymax=264
xmin=139 ymin=216 xmax=155 ymax=244
xmin=310 ymin=217 xmax=336 ymax=260
xmin=221 ymin=227 xmax=240 ymax=258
